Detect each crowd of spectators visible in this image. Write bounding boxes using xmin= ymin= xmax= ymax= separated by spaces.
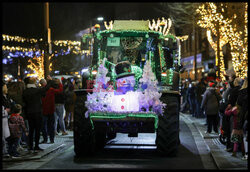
xmin=180 ymin=71 xmax=248 ymax=160
xmin=2 ymin=75 xmax=77 ymax=158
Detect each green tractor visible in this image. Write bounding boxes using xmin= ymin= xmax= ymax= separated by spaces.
xmin=74 ymin=20 xmax=181 ymax=157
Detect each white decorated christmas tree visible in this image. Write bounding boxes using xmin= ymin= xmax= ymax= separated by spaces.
xmin=85 ymin=58 xmax=114 ymax=112
xmin=139 ymin=61 xmax=165 ymax=114
xmin=94 ymin=59 xmax=110 ymax=91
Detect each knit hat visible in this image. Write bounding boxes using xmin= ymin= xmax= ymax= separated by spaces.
xmin=209 ymin=81 xmax=217 ymax=87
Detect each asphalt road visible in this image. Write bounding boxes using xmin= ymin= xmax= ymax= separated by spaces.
xmin=36 ymin=119 xmax=217 ymax=170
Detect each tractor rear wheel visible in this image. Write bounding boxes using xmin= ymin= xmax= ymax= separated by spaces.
xmin=156 ymin=94 xmax=180 ymax=157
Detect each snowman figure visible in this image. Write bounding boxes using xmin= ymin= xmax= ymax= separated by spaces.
xmin=111 ymin=61 xmax=140 ymax=112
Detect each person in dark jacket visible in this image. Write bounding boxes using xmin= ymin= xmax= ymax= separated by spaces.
xmin=227 ymin=77 xmax=241 ymax=107
xmin=225 ymin=77 xmax=242 ymax=150
xmin=225 ymin=78 xmax=247 ymax=158
xmin=180 ymin=80 xmax=189 ymax=113
xmin=201 ymin=81 xmax=222 ymax=133
xmin=22 ymin=77 xmax=51 ymax=152
xmin=222 ymin=75 xmax=236 ymax=152
xmin=187 ymin=81 xmax=196 ymax=116
xmin=195 ymin=78 xmax=206 ymax=118
xmin=64 ymin=81 xmax=77 ymax=130
xmin=233 ymin=78 xmax=248 ymax=158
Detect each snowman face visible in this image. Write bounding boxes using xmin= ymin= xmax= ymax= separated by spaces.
xmin=116 ymin=76 xmax=136 ymax=88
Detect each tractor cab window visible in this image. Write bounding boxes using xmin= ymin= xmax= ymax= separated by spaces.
xmin=106 ymin=37 xmax=146 ymax=65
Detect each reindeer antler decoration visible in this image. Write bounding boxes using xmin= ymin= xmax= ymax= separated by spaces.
xmin=104 ymin=21 xmax=113 ymax=30
xmin=149 ymin=17 xmax=172 ymax=36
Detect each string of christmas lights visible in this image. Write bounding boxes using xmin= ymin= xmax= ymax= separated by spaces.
xmin=2 ymin=34 xmax=40 ymax=43
xmin=2 ymin=34 xmax=86 ymax=56
xmin=2 ymin=35 xmax=90 ymax=79
xmin=2 ymin=45 xmax=42 ymax=53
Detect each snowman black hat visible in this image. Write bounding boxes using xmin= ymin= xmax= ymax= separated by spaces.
xmin=115 ymin=61 xmax=135 ymax=80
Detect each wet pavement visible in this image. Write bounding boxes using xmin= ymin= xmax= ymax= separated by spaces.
xmin=2 ymin=131 xmax=73 ymax=162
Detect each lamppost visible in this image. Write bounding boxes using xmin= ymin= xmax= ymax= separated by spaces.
xmin=44 ymin=2 xmax=51 ymax=78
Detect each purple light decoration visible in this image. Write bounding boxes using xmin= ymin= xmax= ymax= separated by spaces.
xmin=35 ymin=51 xmax=40 ymax=56
xmin=3 ymin=59 xmax=8 ymax=64
xmin=4 ymin=50 xmax=43 ymax=58
xmin=8 ymin=58 xmax=13 ymax=64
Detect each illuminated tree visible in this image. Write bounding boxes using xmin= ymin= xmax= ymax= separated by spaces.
xmin=27 ymin=54 xmax=53 ymax=80
xmin=196 ymin=2 xmax=248 ymax=79
xmin=226 ymin=2 xmax=248 ymax=79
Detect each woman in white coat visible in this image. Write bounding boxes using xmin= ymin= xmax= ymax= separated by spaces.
xmin=2 ymin=105 xmax=10 ymax=157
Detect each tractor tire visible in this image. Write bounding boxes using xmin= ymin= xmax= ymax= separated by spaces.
xmin=156 ymin=93 xmax=180 ymax=157
xmin=94 ymin=123 xmax=107 ymax=150
xmin=74 ymin=90 xmax=95 ymax=157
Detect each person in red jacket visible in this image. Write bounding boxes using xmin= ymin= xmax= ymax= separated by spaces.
xmin=40 ymin=76 xmax=63 ymax=144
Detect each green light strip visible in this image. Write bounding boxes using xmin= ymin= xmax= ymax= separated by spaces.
xmin=158 ymin=43 xmax=166 ymax=70
xmin=89 ymin=112 xmax=158 ymax=131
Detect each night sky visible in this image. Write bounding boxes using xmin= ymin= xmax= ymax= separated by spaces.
xmin=2 ymin=2 xmax=163 ymax=41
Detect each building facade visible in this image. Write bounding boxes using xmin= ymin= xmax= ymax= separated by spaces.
xmin=180 ymin=27 xmax=232 ymax=81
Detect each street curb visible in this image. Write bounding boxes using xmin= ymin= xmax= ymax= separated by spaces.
xmin=180 ymin=115 xmax=217 ymax=169
xmin=2 ymin=143 xmax=65 ymax=162
xmin=181 ymin=113 xmax=247 ymax=170
xmin=181 ymin=114 xmax=226 ymax=170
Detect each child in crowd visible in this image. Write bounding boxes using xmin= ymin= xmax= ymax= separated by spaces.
xmin=225 ymin=105 xmax=245 ymax=157
xmin=8 ymin=104 xmax=28 ymax=157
